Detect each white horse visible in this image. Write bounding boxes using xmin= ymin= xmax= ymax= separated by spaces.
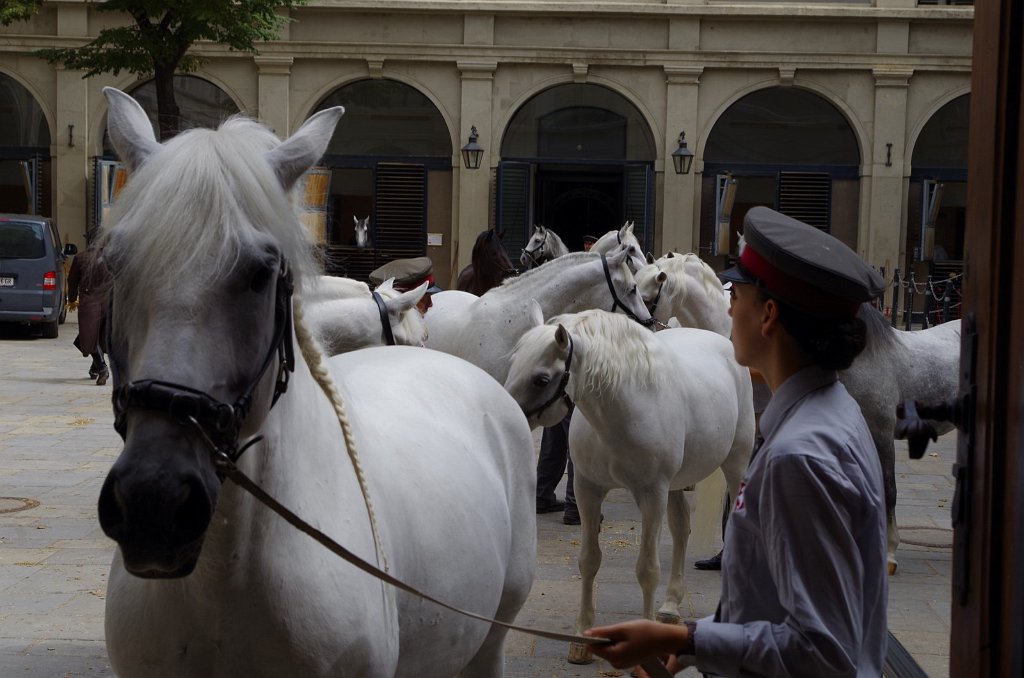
xmin=353 ymin=215 xmax=370 ymax=248
xmin=425 ymin=250 xmax=652 ymax=384
xmin=520 ymin=224 xmax=570 ymax=269
xmin=503 ymin=310 xmax=755 ymax=664
xmin=635 ymin=252 xmax=731 ymax=336
xmin=97 ymin=87 xmax=536 ymax=677
xmin=304 ymin=278 xmax=429 ymax=354
xmin=590 ymin=221 xmax=647 ymax=273
xmin=636 ymin=252 xmax=962 ymax=573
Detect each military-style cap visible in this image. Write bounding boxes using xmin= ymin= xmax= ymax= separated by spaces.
xmin=369 ymin=256 xmax=443 ymax=294
xmin=719 ymin=206 xmax=885 ymax=318
xmin=582 ymin=234 xmax=599 ymax=245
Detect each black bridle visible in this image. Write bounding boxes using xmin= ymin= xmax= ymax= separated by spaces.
xmin=521 ymin=230 xmax=550 ymax=269
xmin=647 ymin=276 xmax=666 ymax=317
xmin=110 ymin=260 xmax=296 ymax=471
xmin=601 ymin=253 xmax=655 ymax=328
xmin=523 ymin=331 xmax=575 ymax=420
xmin=371 ymin=290 xmax=397 ymax=346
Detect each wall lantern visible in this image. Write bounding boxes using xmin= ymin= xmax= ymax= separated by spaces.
xmin=671 ymin=131 xmax=694 ymax=175
xmin=461 ymin=125 xmax=484 ymax=170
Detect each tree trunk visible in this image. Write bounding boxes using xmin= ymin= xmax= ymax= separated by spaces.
xmin=153 ymin=64 xmax=181 ymax=141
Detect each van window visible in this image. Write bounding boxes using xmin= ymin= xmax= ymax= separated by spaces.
xmin=0 ymin=221 xmax=46 ymax=259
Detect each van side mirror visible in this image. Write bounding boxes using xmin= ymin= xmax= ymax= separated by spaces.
xmin=63 ymin=243 xmax=78 ymax=256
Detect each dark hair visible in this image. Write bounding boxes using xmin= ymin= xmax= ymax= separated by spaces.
xmin=757 ymin=289 xmax=868 ymax=370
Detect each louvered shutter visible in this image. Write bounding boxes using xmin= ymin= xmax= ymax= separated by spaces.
xmin=497 ymin=161 xmax=531 ymax=260
xmin=624 ymin=164 xmax=653 ymax=253
xmin=374 ymin=163 xmax=426 ymax=259
xmin=776 ymin=172 xmax=831 ymax=231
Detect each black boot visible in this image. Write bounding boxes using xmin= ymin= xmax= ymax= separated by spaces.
xmin=694 ymin=550 xmax=723 ymax=571
xmin=95 ymin=364 xmax=109 ymax=386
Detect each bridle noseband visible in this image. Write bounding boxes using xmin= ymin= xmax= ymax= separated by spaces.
xmin=521 ymin=230 xmax=550 ymax=269
xmin=524 ymin=332 xmax=575 ymax=420
xmin=371 ymin=290 xmax=397 ymax=346
xmin=601 ymin=253 xmax=655 ymax=328
xmin=110 ymin=260 xmax=296 ymax=471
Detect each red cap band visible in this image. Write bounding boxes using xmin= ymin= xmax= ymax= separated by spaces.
xmin=739 ymin=245 xmax=860 ymax=318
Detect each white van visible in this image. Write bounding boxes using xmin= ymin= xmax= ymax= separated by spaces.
xmin=0 ymin=214 xmax=77 ymax=338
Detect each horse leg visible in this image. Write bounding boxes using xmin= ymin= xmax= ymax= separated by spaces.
xmin=657 ymin=488 xmax=690 ymax=625
xmin=568 ymin=476 xmax=608 ymax=665
xmin=632 ymin=486 xmax=669 ymax=622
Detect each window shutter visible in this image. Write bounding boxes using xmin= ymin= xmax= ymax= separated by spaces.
xmin=776 ymin=172 xmax=831 ymax=231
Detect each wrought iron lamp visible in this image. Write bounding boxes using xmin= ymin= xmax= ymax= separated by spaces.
xmin=671 ymin=131 xmax=694 ymax=175
xmin=461 ymin=126 xmax=484 ymax=170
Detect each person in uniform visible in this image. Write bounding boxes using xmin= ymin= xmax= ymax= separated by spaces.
xmin=585 ymin=206 xmax=889 ymax=677
xmin=369 ymin=256 xmax=442 ymax=315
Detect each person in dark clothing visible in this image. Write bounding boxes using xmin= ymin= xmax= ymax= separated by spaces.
xmin=67 ymin=240 xmax=111 ymax=385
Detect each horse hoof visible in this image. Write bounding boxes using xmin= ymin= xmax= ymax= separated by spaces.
xmin=656 ymin=611 xmax=681 ymax=625
xmin=888 ymin=560 xmax=898 ymax=576
xmin=567 ymin=642 xmax=594 ymax=665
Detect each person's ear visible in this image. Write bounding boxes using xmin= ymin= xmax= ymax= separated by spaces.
xmin=761 ymin=297 xmax=780 ymax=336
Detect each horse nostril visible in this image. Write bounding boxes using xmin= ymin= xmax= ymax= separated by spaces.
xmin=98 ymin=472 xmax=126 ymax=541
xmin=172 ymin=476 xmax=213 ymax=546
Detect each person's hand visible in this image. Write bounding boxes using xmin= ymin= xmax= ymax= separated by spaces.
xmin=584 ymin=619 xmax=689 ymax=671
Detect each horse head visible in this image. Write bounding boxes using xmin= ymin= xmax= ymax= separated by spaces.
xmin=591 ymin=221 xmax=646 ymax=273
xmin=96 ymin=87 xmax=344 ymax=578
xmin=354 ymin=215 xmax=370 ymax=248
xmin=373 ymin=278 xmax=429 ymax=345
xmin=520 ymin=225 xmax=551 ymax=269
xmin=504 ymin=307 xmax=573 ymax=429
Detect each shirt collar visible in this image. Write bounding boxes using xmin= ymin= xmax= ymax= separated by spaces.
xmin=759 ymin=365 xmax=839 ymax=441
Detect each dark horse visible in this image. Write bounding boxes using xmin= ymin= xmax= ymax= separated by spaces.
xmin=456 ymin=228 xmax=518 ymax=295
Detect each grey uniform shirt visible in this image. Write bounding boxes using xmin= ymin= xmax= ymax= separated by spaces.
xmin=694 ymin=366 xmax=888 ymax=677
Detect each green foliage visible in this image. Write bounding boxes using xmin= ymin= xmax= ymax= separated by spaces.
xmin=0 ymin=0 xmax=43 ymax=26
xmin=34 ymin=0 xmax=305 ymax=76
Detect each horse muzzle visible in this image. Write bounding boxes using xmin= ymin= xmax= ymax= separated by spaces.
xmin=98 ymin=422 xmax=220 ymax=578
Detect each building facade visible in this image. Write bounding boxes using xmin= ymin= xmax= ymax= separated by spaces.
xmin=0 ymin=1 xmax=972 ymax=299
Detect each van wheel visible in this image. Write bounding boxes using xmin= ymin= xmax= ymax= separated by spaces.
xmin=41 ymin=319 xmax=59 ymax=339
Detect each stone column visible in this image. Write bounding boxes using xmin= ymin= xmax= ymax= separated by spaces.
xmin=255 ymin=57 xmax=294 ymax=136
xmin=865 ymin=66 xmax=913 ymax=300
xmin=663 ymin=66 xmax=703 ymax=255
xmin=456 ymin=61 xmax=496 ymax=272
xmin=54 ymin=4 xmax=90 ymax=246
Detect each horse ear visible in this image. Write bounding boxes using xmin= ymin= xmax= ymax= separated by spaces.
xmin=353 ymin=215 xmax=358 ymax=225
xmin=377 ymin=277 xmax=396 ymax=292
xmin=666 ymin=251 xmax=675 ymax=258
xmin=657 ymin=271 xmax=668 ymax=283
xmin=646 ymin=252 xmax=655 ymax=264
xmin=388 ymin=281 xmax=427 ymax=311
xmin=606 ymin=246 xmax=630 ymax=268
xmin=266 ymin=106 xmax=345 ymax=190
xmin=103 ymin=87 xmax=161 ymax=172
xmin=555 ymin=324 xmax=570 ymax=351
xmin=528 ymin=299 xmax=544 ymax=328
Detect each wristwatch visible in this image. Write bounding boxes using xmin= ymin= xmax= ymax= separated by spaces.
xmin=677 ymin=620 xmax=698 ymax=656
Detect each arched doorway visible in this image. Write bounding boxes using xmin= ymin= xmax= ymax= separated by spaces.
xmin=97 ymin=75 xmax=239 ymax=227
xmin=0 ymin=73 xmax=51 ymax=215
xmin=498 ymin=83 xmax=657 ymax=256
xmin=312 ymin=79 xmax=452 ymax=282
xmin=701 ymin=87 xmax=860 ymax=265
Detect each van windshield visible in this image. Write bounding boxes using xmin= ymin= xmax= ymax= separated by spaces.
xmin=0 ymin=221 xmax=46 ymax=259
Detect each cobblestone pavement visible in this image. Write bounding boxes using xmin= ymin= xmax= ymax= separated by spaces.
xmin=1 ymin=314 xmax=955 ymax=677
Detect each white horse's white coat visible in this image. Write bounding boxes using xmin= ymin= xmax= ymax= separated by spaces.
xmin=636 ymin=252 xmax=732 ymax=336
xmin=520 ymin=225 xmax=570 ymax=269
xmin=590 ymin=221 xmax=647 ymax=273
xmin=99 ymin=87 xmax=535 ymax=677
xmin=425 ymin=250 xmax=652 ymax=384
xmin=504 ymin=311 xmax=754 ymax=661
xmin=304 ymin=278 xmax=429 ymax=354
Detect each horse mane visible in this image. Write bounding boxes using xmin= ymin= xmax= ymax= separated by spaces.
xmin=547 ymin=310 xmax=667 ymax=396
xmin=460 ymin=229 xmax=515 ymax=295
xmin=857 ymin=303 xmax=898 ymax=351
xmin=656 ymin=253 xmax=728 ymax=309
xmin=499 ymin=251 xmax=591 ymax=291
xmin=99 ymin=115 xmax=317 ymax=308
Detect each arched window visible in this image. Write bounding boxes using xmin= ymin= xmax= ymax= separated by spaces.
xmin=702 ymin=87 xmax=860 ymax=258
xmin=311 ymin=80 xmax=453 ymax=281
xmin=0 ymin=73 xmax=51 ymax=215
xmin=498 ymin=83 xmax=656 ymax=254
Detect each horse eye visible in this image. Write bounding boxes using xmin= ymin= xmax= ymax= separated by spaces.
xmin=533 ymin=375 xmax=551 ymax=388
xmin=249 ymin=264 xmax=274 ymax=292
